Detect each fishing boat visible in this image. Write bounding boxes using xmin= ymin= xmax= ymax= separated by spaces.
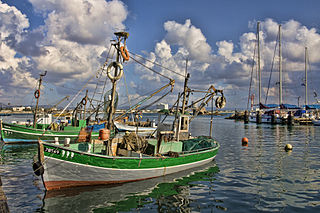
xmin=32 ymin=31 xmax=225 ymax=191
xmin=0 ymin=99 xmax=101 ymax=144
xmin=0 ymin=49 xmax=118 ymax=144
xmin=0 ymin=81 xmax=99 ymax=144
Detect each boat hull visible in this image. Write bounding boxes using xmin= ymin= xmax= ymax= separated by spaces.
xmin=0 ymin=122 xmax=98 ymax=144
xmin=40 ymin=142 xmax=219 ymax=190
xmin=312 ymin=119 xmax=320 ymax=126
xmin=114 ymin=121 xmax=156 ymax=132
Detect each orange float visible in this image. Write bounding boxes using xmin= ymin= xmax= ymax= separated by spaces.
xmin=120 ymin=46 xmax=130 ymax=61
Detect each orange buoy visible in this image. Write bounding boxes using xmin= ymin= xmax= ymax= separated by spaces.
xmin=242 ymin=137 xmax=248 ymax=146
xmin=120 ymin=46 xmax=130 ymax=61
xmin=99 ymin=129 xmax=110 ymax=140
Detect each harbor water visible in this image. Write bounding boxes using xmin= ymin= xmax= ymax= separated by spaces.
xmin=0 ymin=115 xmax=319 ymax=212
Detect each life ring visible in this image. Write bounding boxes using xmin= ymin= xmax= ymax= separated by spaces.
xmin=215 ymin=96 xmax=226 ymax=109
xmin=34 ymin=89 xmax=40 ymax=99
xmin=82 ymin=98 xmax=87 ymax=105
xmin=107 ymin=62 xmax=123 ymax=81
xmin=120 ymin=46 xmax=130 ymax=61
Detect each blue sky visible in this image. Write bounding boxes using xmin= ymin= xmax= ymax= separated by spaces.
xmin=1 ymin=0 xmax=320 ymax=109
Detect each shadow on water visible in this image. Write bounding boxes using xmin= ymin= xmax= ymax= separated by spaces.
xmin=41 ymin=162 xmax=221 ymax=212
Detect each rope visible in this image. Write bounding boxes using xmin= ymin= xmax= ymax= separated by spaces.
xmin=141 ymin=90 xmax=171 ymax=110
xmin=129 ymin=51 xmax=185 ymax=78
xmin=130 ymin=55 xmax=172 ymax=80
xmin=122 ymin=69 xmax=135 ymax=121
xmin=265 ymin=31 xmax=279 ymax=104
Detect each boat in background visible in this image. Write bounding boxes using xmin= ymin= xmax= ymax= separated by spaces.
xmin=114 ymin=120 xmax=156 ymax=133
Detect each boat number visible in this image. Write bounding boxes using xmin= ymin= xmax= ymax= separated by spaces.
xmin=61 ymin=150 xmax=74 ymax=159
xmin=44 ymin=147 xmax=60 ymax=155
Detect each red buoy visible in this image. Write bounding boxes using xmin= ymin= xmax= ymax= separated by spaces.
xmin=242 ymin=137 xmax=248 ymax=146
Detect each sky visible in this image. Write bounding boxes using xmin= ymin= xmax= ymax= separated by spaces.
xmin=1 ymin=0 xmax=320 ymax=110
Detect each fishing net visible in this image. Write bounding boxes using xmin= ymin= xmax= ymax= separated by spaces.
xmin=121 ymin=132 xmax=148 ymax=153
xmin=182 ymin=136 xmax=217 ymax=152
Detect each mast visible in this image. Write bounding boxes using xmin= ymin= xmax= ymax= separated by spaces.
xmin=279 ymin=24 xmax=282 ymax=105
xmin=305 ymin=47 xmax=308 ymax=107
xmin=257 ymin=22 xmax=261 ymax=105
xmin=107 ymin=32 xmax=128 ymax=130
xmin=33 ymin=71 xmax=47 ymax=128
xmin=181 ymin=59 xmax=190 ymax=115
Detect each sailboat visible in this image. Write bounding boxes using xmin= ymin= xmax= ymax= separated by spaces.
xmin=248 ymin=23 xmax=292 ymax=124
xmin=32 ymin=31 xmax=224 ymax=191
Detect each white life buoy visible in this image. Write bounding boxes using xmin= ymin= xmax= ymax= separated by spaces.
xmin=215 ymin=96 xmax=226 ymax=109
xmin=107 ymin=62 xmax=123 ymax=81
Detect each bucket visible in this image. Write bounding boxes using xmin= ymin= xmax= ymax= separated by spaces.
xmin=54 ymin=137 xmax=59 ymax=145
xmin=99 ymin=129 xmax=110 ymax=140
xmin=64 ymin=138 xmax=70 ymax=147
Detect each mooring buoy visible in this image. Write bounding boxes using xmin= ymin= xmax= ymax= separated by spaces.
xmin=284 ymin=144 xmax=293 ymax=151
xmin=242 ymin=137 xmax=248 ymax=146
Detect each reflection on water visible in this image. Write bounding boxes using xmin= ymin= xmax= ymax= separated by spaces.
xmin=0 ymin=115 xmax=320 ymax=212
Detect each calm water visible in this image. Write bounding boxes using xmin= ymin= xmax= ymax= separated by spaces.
xmin=0 ymin=115 xmax=320 ymax=212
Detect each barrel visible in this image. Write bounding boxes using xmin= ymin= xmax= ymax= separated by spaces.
xmin=99 ymin=129 xmax=110 ymax=140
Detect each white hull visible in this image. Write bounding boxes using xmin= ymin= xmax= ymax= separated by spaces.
xmin=312 ymin=119 xmax=320 ymax=126
xmin=42 ymin=154 xmax=216 ymax=190
xmin=114 ymin=121 xmax=156 ymax=132
xmin=248 ymin=115 xmax=282 ymax=124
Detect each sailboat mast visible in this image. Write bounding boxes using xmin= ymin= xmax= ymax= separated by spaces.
xmin=305 ymin=47 xmax=308 ymax=106
xmin=257 ymin=22 xmax=261 ymax=105
xmin=279 ymin=24 xmax=282 ymax=105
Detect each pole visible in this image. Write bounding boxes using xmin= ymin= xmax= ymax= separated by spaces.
xmin=279 ymin=25 xmax=282 ymax=105
xmin=83 ymin=90 xmax=88 ymax=120
xmin=305 ymin=47 xmax=308 ymax=107
xmin=209 ymin=96 xmax=213 ymax=137
xmin=33 ymin=71 xmax=47 ymax=128
xmin=257 ymin=21 xmax=261 ymax=105
xmin=107 ymin=33 xmax=128 ymax=130
xmin=181 ymin=60 xmax=189 ymax=115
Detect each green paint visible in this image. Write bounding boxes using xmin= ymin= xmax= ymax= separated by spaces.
xmin=43 ymin=140 xmax=219 ymax=170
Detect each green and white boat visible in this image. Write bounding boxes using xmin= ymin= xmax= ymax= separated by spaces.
xmin=36 ymin=132 xmax=219 ymax=190
xmin=33 ymin=32 xmax=225 ymax=191
xmin=0 ymin=119 xmax=100 ymax=144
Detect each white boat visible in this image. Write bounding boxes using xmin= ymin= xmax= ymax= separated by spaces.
xmin=312 ymin=119 xmax=320 ymax=126
xmin=114 ymin=120 xmax=157 ymax=133
xmin=248 ymin=110 xmax=284 ymax=124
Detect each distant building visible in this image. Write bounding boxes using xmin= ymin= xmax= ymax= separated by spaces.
xmin=12 ymin=106 xmax=25 ymax=112
xmin=157 ymin=103 xmax=169 ymax=110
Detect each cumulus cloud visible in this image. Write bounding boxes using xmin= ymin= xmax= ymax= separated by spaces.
xmin=0 ymin=0 xmax=128 ymax=105
xmin=0 ymin=1 xmax=38 ymax=104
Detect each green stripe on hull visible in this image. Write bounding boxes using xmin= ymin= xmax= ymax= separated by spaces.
xmin=43 ymin=142 xmax=219 ymax=170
